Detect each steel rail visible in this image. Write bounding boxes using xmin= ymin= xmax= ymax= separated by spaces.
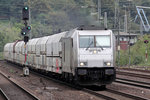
xmin=83 ymin=88 xmax=116 ymax=100
xmin=117 ymin=67 xmax=150 ymax=73
xmin=115 ymin=78 xmax=150 ymax=89
xmin=82 ymin=88 xmax=148 ymax=100
xmin=106 ymin=89 xmax=148 ymax=100
xmin=116 ymin=71 xmax=150 ymax=79
xmin=0 ymin=70 xmax=40 ymax=100
xmin=0 ymin=88 xmax=9 ymax=100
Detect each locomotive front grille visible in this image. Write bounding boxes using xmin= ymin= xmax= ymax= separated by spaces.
xmin=87 ymin=68 xmax=105 ymax=80
xmin=76 ymin=68 xmax=116 ymax=85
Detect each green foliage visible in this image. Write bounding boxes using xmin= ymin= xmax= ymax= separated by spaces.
xmin=0 ymin=52 xmax=3 ymax=60
xmin=133 ymin=55 xmax=143 ymax=65
xmin=0 ymin=23 xmax=21 ymax=52
xmin=116 ymin=50 xmax=128 ymax=66
xmin=118 ymin=35 xmax=150 ymax=66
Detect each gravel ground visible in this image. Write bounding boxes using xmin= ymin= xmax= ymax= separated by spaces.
xmin=0 ymin=61 xmax=103 ymax=100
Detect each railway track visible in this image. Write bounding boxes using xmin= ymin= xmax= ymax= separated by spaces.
xmin=31 ymin=70 xmax=149 ymax=100
xmin=116 ymin=71 xmax=150 ymax=79
xmin=20 ymin=66 xmax=149 ymax=100
xmin=117 ymin=67 xmax=150 ymax=73
xmin=0 ymin=70 xmax=40 ymax=100
xmin=115 ymin=78 xmax=150 ymax=89
xmin=1 ymin=61 xmax=149 ymax=100
xmin=83 ymin=88 xmax=148 ymax=100
xmin=0 ymin=88 xmax=9 ymax=100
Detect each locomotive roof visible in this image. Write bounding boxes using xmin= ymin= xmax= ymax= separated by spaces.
xmin=77 ymin=25 xmax=107 ymax=30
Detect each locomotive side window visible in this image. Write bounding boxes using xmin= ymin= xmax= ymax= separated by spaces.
xmin=79 ymin=36 xmax=94 ymax=48
xmin=96 ymin=36 xmax=111 ymax=48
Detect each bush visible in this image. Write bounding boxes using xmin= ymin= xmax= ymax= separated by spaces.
xmin=116 ymin=51 xmax=129 ymax=66
xmin=133 ymin=55 xmax=143 ymax=65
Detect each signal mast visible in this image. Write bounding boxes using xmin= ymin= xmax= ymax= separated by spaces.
xmin=21 ymin=6 xmax=31 ymax=76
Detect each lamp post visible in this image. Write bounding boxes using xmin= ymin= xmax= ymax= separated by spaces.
xmin=123 ymin=5 xmax=127 ymax=33
xmin=98 ymin=0 xmax=103 ymax=26
xmin=128 ymin=0 xmax=132 ymax=66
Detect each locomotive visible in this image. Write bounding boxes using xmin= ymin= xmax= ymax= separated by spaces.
xmin=4 ymin=26 xmax=116 ymax=86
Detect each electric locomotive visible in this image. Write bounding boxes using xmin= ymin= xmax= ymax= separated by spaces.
xmin=4 ymin=26 xmax=116 ymax=86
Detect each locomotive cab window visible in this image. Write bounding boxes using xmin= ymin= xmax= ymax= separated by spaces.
xmin=79 ymin=36 xmax=94 ymax=48
xmin=79 ymin=35 xmax=111 ymax=48
xmin=96 ymin=36 xmax=111 ymax=48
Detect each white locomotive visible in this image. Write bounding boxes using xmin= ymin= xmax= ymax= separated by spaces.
xmin=4 ymin=26 xmax=116 ymax=86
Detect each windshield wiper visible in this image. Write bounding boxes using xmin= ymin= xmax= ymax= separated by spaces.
xmin=86 ymin=41 xmax=93 ymax=50
xmin=96 ymin=40 xmax=104 ymax=50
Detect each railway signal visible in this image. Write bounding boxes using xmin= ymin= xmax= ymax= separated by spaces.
xmin=22 ymin=6 xmax=29 ymax=20
xmin=21 ymin=28 xmax=26 ymax=36
xmin=21 ymin=6 xmax=31 ymax=44
xmin=21 ymin=6 xmax=30 ymax=76
xmin=27 ymin=26 xmax=31 ymax=30
xmin=144 ymin=40 xmax=149 ymax=62
xmin=21 ymin=26 xmax=31 ymax=36
xmin=144 ymin=40 xmax=149 ymax=44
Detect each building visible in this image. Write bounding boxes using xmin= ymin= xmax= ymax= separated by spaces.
xmin=115 ymin=32 xmax=139 ymax=50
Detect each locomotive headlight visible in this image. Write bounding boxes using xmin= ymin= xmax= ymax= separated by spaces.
xmin=104 ymin=62 xmax=111 ymax=66
xmin=80 ymin=62 xmax=87 ymax=66
xmin=80 ymin=62 xmax=84 ymax=66
xmin=106 ymin=62 xmax=111 ymax=66
xmin=93 ymin=50 xmax=97 ymax=54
